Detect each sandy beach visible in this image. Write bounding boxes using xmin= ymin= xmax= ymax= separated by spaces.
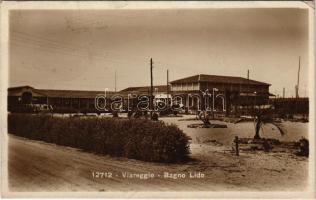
xmin=8 ymin=115 xmax=309 ymax=192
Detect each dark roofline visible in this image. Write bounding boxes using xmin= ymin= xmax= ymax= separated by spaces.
xmin=8 ymin=85 xmax=107 ymax=93
xmin=120 ymin=85 xmax=169 ymax=92
xmin=8 ymin=85 xmax=114 ymax=98
xmin=8 ymin=85 xmax=34 ymax=90
xmin=170 ymin=74 xmax=270 ymax=86
xmin=170 ymin=75 xmax=199 ymax=84
xmin=36 ymin=89 xmax=106 ymax=94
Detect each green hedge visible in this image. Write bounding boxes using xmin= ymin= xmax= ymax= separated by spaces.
xmin=8 ymin=114 xmax=190 ymax=163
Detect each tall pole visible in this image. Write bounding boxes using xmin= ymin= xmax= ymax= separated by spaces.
xmin=167 ymin=69 xmax=169 ymax=108
xmin=246 ymin=69 xmax=249 ymax=115
xmin=212 ymin=88 xmax=215 ymax=119
xmin=150 ymin=58 xmax=154 ymax=117
xmin=283 ymin=87 xmax=285 ymax=98
xmin=296 ymin=56 xmax=301 ymax=98
xmin=114 ymin=70 xmax=117 ymax=92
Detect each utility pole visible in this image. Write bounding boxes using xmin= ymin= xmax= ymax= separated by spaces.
xmin=283 ymin=87 xmax=285 ymax=98
xmin=246 ymin=69 xmax=249 ymax=115
xmin=150 ymin=58 xmax=154 ymax=117
xmin=296 ymin=56 xmax=301 ymax=98
xmin=167 ymin=69 xmax=169 ymax=108
xmin=114 ymin=70 xmax=117 ymax=92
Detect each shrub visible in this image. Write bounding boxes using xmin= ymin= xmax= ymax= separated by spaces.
xmin=8 ymin=114 xmax=190 ymax=163
xmin=151 ymin=113 xmax=159 ymax=121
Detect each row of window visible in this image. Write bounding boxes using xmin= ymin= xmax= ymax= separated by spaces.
xmin=171 ymin=83 xmax=199 ymax=91
xmin=171 ymin=82 xmax=268 ymax=92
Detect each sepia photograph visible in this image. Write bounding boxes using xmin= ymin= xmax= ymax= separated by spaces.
xmin=0 ymin=1 xmax=315 ymax=198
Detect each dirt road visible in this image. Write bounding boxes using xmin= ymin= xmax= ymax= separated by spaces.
xmin=8 ymin=135 xmax=308 ymax=192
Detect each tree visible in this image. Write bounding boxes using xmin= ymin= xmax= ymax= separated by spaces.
xmin=196 ymin=111 xmax=211 ymax=125
xmin=235 ymin=107 xmax=285 ymax=139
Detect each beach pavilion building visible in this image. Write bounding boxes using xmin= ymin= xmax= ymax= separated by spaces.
xmin=169 ymin=74 xmax=272 ymax=116
xmin=7 ymin=74 xmax=272 ymax=115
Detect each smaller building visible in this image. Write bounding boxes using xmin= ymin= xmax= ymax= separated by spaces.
xmin=271 ymin=97 xmax=309 ymax=115
xmin=8 ymin=85 xmax=107 ymax=113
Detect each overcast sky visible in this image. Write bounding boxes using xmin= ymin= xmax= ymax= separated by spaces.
xmin=9 ymin=8 xmax=309 ymax=97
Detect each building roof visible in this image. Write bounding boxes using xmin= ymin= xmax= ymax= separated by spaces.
xmin=36 ymin=89 xmax=106 ymax=98
xmin=8 ymin=85 xmax=171 ymax=99
xmin=170 ymin=74 xmax=270 ymax=86
xmin=8 ymin=85 xmax=108 ymax=98
xmin=120 ymin=85 xmax=170 ymax=93
xmin=8 ymin=85 xmax=35 ymax=91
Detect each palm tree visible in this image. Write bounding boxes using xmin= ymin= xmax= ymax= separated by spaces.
xmin=197 ymin=111 xmax=211 ymax=125
xmin=235 ymin=108 xmax=285 ymax=139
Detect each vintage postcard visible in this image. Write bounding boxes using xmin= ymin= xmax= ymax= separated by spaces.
xmin=0 ymin=1 xmax=315 ymax=199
